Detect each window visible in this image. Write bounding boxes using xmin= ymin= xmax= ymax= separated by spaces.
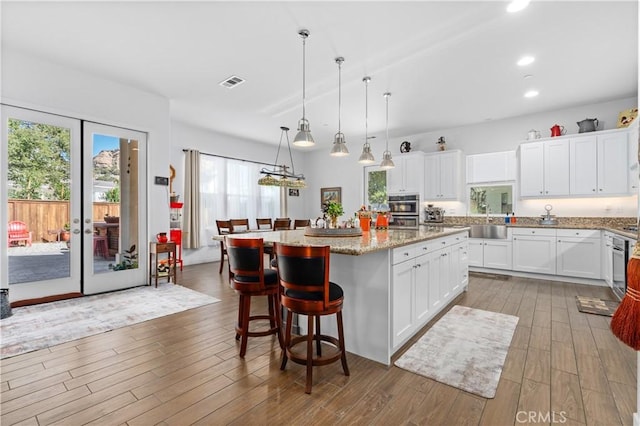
xmin=364 ymin=166 xmax=387 ymax=210
xmin=200 ymin=155 xmax=280 ymax=244
xmin=468 ymin=184 xmax=514 ymax=215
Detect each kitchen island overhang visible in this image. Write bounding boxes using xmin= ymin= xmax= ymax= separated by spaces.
xmin=213 ymin=227 xmax=470 ymax=365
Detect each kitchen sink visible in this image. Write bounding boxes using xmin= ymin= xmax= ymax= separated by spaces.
xmin=468 ymin=224 xmax=508 ymax=239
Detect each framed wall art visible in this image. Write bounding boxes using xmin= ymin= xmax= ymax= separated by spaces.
xmin=320 ymin=187 xmax=341 ymax=207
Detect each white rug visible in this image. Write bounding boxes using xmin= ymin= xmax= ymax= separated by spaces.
xmin=395 ymin=305 xmax=519 ymax=398
xmin=0 ymin=284 xmax=220 ymax=359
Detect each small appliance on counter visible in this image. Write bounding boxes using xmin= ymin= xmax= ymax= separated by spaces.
xmin=538 ymin=204 xmax=558 ymax=225
xmin=424 ymin=204 xmax=444 ymax=223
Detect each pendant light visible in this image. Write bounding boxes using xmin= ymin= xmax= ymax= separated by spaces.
xmin=330 ymin=57 xmax=349 ymax=157
xmin=258 ymin=126 xmax=306 ymax=189
xmin=380 ymin=92 xmax=395 ymax=169
xmin=358 ymin=76 xmax=375 ymax=164
xmin=293 ymin=29 xmax=315 ymax=147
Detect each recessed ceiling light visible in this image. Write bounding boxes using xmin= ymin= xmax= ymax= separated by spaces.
xmin=524 ymin=90 xmax=539 ymax=98
xmin=507 ymin=0 xmax=530 ymax=13
xmin=517 ymin=56 xmax=535 ymax=66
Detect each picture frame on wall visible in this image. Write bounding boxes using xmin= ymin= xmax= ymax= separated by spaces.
xmin=320 ymin=187 xmax=341 ymax=207
xmin=288 ymin=188 xmax=299 ymax=197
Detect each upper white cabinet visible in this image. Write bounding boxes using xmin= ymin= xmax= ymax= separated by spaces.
xmin=466 ymin=151 xmax=516 ymax=183
xmin=387 ymin=152 xmax=424 ymax=194
xmin=520 ymin=127 xmax=634 ymax=198
xmin=519 ymin=139 xmax=570 ymax=197
xmin=570 ymin=132 xmax=628 ymax=195
xmin=424 ymin=150 xmax=461 ymax=201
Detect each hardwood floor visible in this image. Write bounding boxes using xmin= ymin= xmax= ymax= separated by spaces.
xmin=1 ymin=264 xmax=637 ymax=425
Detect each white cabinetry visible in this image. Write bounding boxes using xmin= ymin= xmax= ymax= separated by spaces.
xmin=570 ymin=133 xmax=628 ymax=196
xmin=466 ymin=151 xmax=516 ymax=183
xmin=392 ymin=233 xmax=468 ymax=349
xmin=424 ymin=150 xmax=460 ymax=201
xmin=512 ymin=228 xmax=557 ymax=274
xmin=387 ymin=153 xmax=424 ymax=194
xmin=520 ymin=139 xmax=570 ymax=197
xmin=602 ymin=232 xmax=613 ymax=286
xmin=468 ymin=239 xmax=512 ymax=270
xmin=556 ymin=229 xmax=601 ymax=279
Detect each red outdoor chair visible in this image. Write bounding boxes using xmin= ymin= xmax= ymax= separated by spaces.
xmin=8 ymin=221 xmax=32 ymax=247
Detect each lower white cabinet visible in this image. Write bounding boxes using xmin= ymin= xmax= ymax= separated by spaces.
xmin=556 ymin=229 xmax=601 ymax=279
xmin=468 ymin=239 xmax=512 ymax=270
xmin=512 ymin=228 xmax=557 ymax=274
xmin=392 ymin=233 xmax=468 ymax=349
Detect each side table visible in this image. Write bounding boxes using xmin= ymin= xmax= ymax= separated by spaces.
xmin=149 ymin=241 xmax=177 ymax=287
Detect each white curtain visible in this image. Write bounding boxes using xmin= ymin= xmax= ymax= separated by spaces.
xmin=183 ymin=149 xmax=200 ymax=248
xmin=200 ymin=155 xmax=280 ymax=245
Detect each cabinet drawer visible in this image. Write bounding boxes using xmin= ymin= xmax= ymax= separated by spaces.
xmin=393 ymin=246 xmax=415 ymax=264
xmin=511 ymin=227 xmax=556 ymax=237
xmin=557 ymin=229 xmax=599 ymax=238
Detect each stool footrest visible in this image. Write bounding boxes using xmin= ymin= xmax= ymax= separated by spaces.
xmin=285 ymin=334 xmax=343 ymax=367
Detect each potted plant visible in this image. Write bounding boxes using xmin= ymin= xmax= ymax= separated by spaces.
xmin=60 ymin=223 xmax=71 ymax=242
xmin=324 ymin=201 xmax=344 ymax=229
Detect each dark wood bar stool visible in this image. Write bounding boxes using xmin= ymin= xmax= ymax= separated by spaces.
xmin=273 ymin=243 xmax=349 ymax=393
xmin=216 ymin=220 xmax=233 ymax=274
xmin=226 ymin=237 xmax=284 ymax=358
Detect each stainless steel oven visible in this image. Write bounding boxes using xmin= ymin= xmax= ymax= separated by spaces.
xmin=611 ymin=236 xmax=628 ymax=300
xmin=388 ymin=194 xmax=420 ymax=229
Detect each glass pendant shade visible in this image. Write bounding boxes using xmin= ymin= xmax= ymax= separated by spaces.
xmin=380 ymin=150 xmax=395 ymax=169
xmin=330 ymin=132 xmax=349 ymax=157
xmin=358 ymin=142 xmax=375 ymax=164
xmin=380 ymin=92 xmax=395 ymax=169
xmin=358 ymin=76 xmax=375 ymax=164
xmin=329 ymin=56 xmax=349 ymax=157
xmin=293 ymin=29 xmax=315 ymax=147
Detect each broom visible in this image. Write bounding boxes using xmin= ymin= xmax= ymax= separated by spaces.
xmin=610 ymin=237 xmax=640 ymax=350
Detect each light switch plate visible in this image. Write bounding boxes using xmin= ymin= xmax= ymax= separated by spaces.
xmin=155 ymin=176 xmax=169 ymax=186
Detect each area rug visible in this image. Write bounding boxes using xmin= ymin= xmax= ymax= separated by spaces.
xmin=394 ymin=305 xmax=519 ymax=399
xmin=575 ymin=296 xmax=619 ymax=317
xmin=0 ymin=284 xmax=220 ymax=359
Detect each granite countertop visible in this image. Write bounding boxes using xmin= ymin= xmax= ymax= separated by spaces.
xmin=213 ymin=227 xmax=469 ymax=256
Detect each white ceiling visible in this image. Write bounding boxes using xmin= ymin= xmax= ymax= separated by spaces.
xmin=2 ymin=1 xmax=638 ymax=151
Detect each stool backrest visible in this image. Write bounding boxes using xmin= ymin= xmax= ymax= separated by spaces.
xmin=293 ymin=219 xmax=311 ymax=229
xmin=216 ymin=220 xmax=233 ymax=235
xmin=273 ymin=218 xmax=291 ymax=231
xmin=226 ymin=237 xmax=266 ymax=290
xmin=256 ymin=218 xmax=272 ymax=230
xmin=274 ymin=243 xmax=330 ymax=308
xmin=230 ymin=218 xmax=250 ymax=232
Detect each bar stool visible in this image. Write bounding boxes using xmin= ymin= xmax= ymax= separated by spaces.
xmin=226 ymin=237 xmax=284 ymax=358
xmin=93 ymin=234 xmax=109 ymax=258
xmin=273 ymin=243 xmax=349 ymax=394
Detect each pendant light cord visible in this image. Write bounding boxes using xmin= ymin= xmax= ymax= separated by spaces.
xmin=302 ymin=35 xmax=306 ymax=120
xmin=385 ymin=93 xmax=390 ymax=151
xmin=364 ymin=77 xmax=369 ymax=144
xmin=337 ymin=58 xmax=342 ymax=133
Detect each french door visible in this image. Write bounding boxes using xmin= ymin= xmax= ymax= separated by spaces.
xmin=1 ymin=106 xmax=147 ymax=302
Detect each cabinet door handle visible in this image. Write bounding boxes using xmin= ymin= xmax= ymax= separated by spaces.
xmin=599 ymin=188 xmax=603 ymax=191
xmin=592 ymin=189 xmax=596 ymax=192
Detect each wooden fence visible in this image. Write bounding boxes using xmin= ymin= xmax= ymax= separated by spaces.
xmin=7 ymin=200 xmax=120 ymax=242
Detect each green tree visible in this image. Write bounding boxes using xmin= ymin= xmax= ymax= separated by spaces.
xmin=368 ymin=170 xmax=387 ymax=206
xmin=104 ymin=186 xmax=120 ymax=202
xmin=7 ymin=119 xmax=71 ymax=200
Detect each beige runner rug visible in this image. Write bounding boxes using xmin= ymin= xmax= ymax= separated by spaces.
xmin=1 ymin=283 xmax=220 ymax=359
xmin=395 ymin=305 xmax=518 ymax=398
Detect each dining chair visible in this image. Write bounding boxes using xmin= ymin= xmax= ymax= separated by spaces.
xmin=273 ymin=218 xmax=291 ymax=231
xmin=226 ymin=237 xmax=284 ymax=357
xmin=230 ymin=218 xmax=250 ymax=232
xmin=256 ymin=218 xmax=273 ymax=230
xmin=216 ymin=220 xmax=233 ymax=274
xmin=293 ymin=219 xmax=311 ymax=229
xmin=273 ymin=243 xmax=350 ymax=394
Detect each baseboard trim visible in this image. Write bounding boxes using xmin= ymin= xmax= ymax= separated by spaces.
xmin=469 ymin=267 xmax=607 ymax=287
xmin=11 ymin=292 xmax=83 ymax=308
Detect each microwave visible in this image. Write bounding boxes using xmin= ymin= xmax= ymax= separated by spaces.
xmin=388 ymin=194 xmax=419 ymax=215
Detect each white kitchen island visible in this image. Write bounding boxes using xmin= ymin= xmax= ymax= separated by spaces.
xmin=215 ymin=226 xmax=469 ymax=366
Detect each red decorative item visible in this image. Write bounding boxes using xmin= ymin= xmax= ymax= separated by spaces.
xmin=156 ymin=232 xmax=168 ymax=243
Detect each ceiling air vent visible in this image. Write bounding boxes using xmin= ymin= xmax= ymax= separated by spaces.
xmin=219 ymin=75 xmax=245 ymax=89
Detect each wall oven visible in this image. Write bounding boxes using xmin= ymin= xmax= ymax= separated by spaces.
xmin=611 ymin=236 xmax=628 ymax=301
xmin=388 ymin=194 xmax=420 ymax=229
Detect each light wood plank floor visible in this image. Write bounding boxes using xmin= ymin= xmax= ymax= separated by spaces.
xmin=1 ymin=264 xmax=637 ymax=425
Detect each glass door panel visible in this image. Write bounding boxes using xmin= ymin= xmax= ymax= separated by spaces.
xmin=1 ymin=105 xmax=82 ymax=301
xmin=82 ymin=122 xmax=147 ymax=294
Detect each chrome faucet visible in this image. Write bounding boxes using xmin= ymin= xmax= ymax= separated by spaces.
xmin=486 ymin=207 xmax=493 ymax=223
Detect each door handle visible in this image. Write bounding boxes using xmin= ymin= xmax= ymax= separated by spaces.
xmin=85 ymin=229 xmax=93 ymax=234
